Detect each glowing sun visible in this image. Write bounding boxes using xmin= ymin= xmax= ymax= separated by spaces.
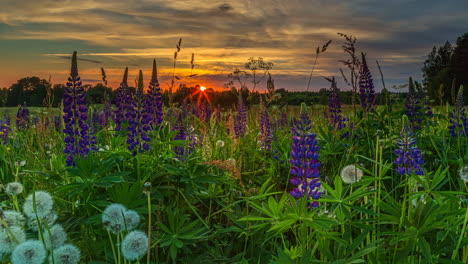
xmin=200 ymin=86 xmax=206 ymax=91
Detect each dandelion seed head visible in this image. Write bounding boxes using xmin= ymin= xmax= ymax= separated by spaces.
xmin=1 ymin=210 xmax=25 ymax=227
xmin=121 ymin=230 xmax=148 ymax=261
xmin=0 ymin=226 xmax=26 ymax=254
xmin=102 ymin=203 xmax=126 ymax=234
xmin=5 ymin=182 xmax=24 ymax=195
xmin=28 ymin=212 xmax=58 ymax=231
xmin=51 ymin=244 xmax=81 ymax=264
xmin=340 ymin=165 xmax=364 ymax=184
xmin=124 ymin=210 xmax=140 ymax=231
xmin=43 ymin=224 xmax=67 ymax=249
xmin=216 ymin=140 xmax=225 ymax=148
xmin=11 ymin=240 xmax=46 ymax=264
xmin=460 ymin=165 xmax=468 ymax=183
xmin=23 ymin=191 xmax=54 ymax=218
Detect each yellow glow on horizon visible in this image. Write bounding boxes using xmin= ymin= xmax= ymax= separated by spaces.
xmin=200 ymin=86 xmax=206 ymax=91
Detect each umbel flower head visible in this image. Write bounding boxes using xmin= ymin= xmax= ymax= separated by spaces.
xmin=289 ymin=104 xmax=322 ymax=209
xmin=121 ymin=230 xmax=148 ymax=261
xmin=0 ymin=226 xmax=26 ymax=255
xmin=51 ymin=244 xmax=81 ymax=264
xmin=11 ymin=240 xmax=46 ymax=264
xmin=340 ymin=165 xmax=364 ymax=184
xmin=23 ymin=191 xmax=54 ymax=218
xmin=5 ymin=182 xmax=23 ymax=195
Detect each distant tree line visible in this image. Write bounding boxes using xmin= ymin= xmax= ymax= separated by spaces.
xmin=422 ymin=32 xmax=468 ymax=104
xmin=0 ymin=77 xmax=404 ymax=109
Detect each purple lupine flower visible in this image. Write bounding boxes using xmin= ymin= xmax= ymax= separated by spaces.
xmin=126 ymin=70 xmax=151 ymax=156
xmin=327 ymin=77 xmax=346 ymax=130
xmin=259 ymin=98 xmax=272 ymax=151
xmin=405 ymin=85 xmax=423 ymax=131
xmin=449 ymin=86 xmax=467 ymax=137
xmin=173 ymin=114 xmax=188 ymax=159
xmin=102 ymin=93 xmax=113 ymax=128
xmin=234 ymin=95 xmax=247 ymax=138
xmin=114 ymin=68 xmax=133 ymax=132
xmin=394 ymin=118 xmax=424 ymax=176
xmin=44 ymin=117 xmax=50 ymax=130
xmin=289 ymin=105 xmax=321 ymax=209
xmin=53 ymin=115 xmax=62 ymax=133
xmin=358 ymin=54 xmax=376 ymax=113
xmin=16 ymin=103 xmax=30 ymax=131
xmin=31 ymin=116 xmax=39 ymax=127
xmin=145 ymin=60 xmax=164 ymax=128
xmin=63 ymin=51 xmax=92 ymax=166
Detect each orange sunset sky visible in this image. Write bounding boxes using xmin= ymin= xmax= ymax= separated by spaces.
xmin=1 ymin=0 xmax=467 ymax=92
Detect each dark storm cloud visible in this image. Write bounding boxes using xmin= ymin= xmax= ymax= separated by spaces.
xmin=57 ymin=56 xmax=103 ymax=64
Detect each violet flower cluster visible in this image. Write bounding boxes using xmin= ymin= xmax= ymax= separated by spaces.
xmin=172 ymin=114 xmax=192 ymax=159
xmin=327 ymin=77 xmax=347 ymax=130
xmin=289 ymin=107 xmax=322 ymax=209
xmin=358 ymin=54 xmax=376 ymax=113
xmin=63 ymin=52 xmax=92 ymax=166
xmin=259 ymin=99 xmax=272 ymax=151
xmin=54 ymin=115 xmax=62 ymax=133
xmin=449 ymin=86 xmax=467 ymax=137
xmin=114 ymin=68 xmax=133 ymax=132
xmin=145 ymin=60 xmax=164 ymax=128
xmin=405 ymin=89 xmax=423 ymax=131
xmin=234 ymin=95 xmax=247 ymax=138
xmin=394 ymin=120 xmax=424 ymax=176
xmin=16 ymin=103 xmax=30 ymax=131
xmin=126 ymin=70 xmax=151 ymax=156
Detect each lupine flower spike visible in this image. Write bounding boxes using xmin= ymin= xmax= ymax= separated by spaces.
xmin=394 ymin=115 xmax=424 ymax=176
xmin=63 ymin=51 xmax=92 ymax=166
xmin=289 ymin=104 xmax=322 ymax=209
xmin=358 ymin=53 xmax=376 ymax=113
xmin=146 ymin=59 xmax=164 ymax=128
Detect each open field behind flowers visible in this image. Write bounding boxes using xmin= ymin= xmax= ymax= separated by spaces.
xmin=0 ymin=52 xmax=467 ymax=264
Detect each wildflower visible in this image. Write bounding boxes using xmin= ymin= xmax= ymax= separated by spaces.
xmin=358 ymin=53 xmax=376 ymax=113
xmin=143 ymin=182 xmax=152 ymax=193
xmin=234 ymin=95 xmax=247 ymax=138
xmin=14 ymin=160 xmax=26 ymax=167
xmin=289 ymin=105 xmax=321 ymax=209
xmin=0 ymin=227 xmax=26 ymax=254
xmin=216 ymin=140 xmax=225 ymax=148
xmin=102 ymin=203 xmax=126 ymax=234
xmin=15 ymin=103 xmax=30 ymax=131
xmin=1 ymin=210 xmax=25 ymax=227
xmin=43 ymin=224 xmax=67 ymax=249
xmin=340 ymin=165 xmax=364 ymax=184
xmin=63 ymin=51 xmax=92 ymax=166
xmin=28 ymin=212 xmax=58 ymax=231
xmin=449 ymin=86 xmax=467 ymax=137
xmin=172 ymin=114 xmax=192 ymax=159
xmin=327 ymin=77 xmax=347 ymax=130
xmin=121 ymin=230 xmax=148 ymax=261
xmin=54 ymin=115 xmax=62 ymax=132
xmin=394 ymin=116 xmax=424 ymax=176
xmin=146 ymin=59 xmax=164 ymax=128
xmin=114 ymin=68 xmax=133 ymax=132
xmin=23 ymin=191 xmax=54 ymax=218
xmin=259 ymin=98 xmax=272 ymax=151
xmin=124 ymin=210 xmax=140 ymax=231
xmin=460 ymin=165 xmax=468 ymax=183
xmin=52 ymin=244 xmax=81 ymax=264
xmin=126 ymin=70 xmax=151 ymax=156
xmin=11 ymin=240 xmax=46 ymax=264
xmin=5 ymin=182 xmax=23 ymax=195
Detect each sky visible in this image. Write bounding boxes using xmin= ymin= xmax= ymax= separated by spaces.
xmin=0 ymin=0 xmax=467 ymax=92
